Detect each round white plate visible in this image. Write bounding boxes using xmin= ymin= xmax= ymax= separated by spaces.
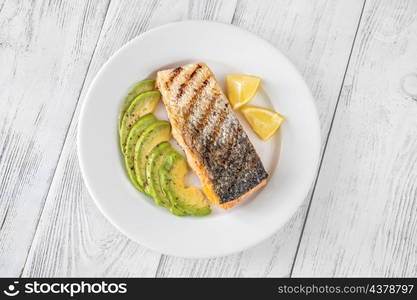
xmin=78 ymin=21 xmax=321 ymax=258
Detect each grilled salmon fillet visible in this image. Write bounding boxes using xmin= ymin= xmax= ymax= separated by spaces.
xmin=156 ymin=63 xmax=268 ymax=209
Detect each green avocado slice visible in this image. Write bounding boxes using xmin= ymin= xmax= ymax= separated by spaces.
xmin=119 ymin=79 xmax=155 ymax=129
xmin=119 ymin=90 xmax=160 ymax=153
xmin=134 ymin=121 xmax=171 ymax=191
xmin=160 ymin=152 xmax=211 ymax=216
xmin=145 ymin=142 xmax=172 ymax=204
xmin=145 ymin=143 xmax=187 ymax=216
xmin=123 ymin=114 xmax=157 ymax=191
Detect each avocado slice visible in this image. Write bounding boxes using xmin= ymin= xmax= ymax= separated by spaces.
xmin=124 ymin=114 xmax=157 ymax=191
xmin=134 ymin=121 xmax=171 ymax=191
xmin=119 ymin=90 xmax=160 ymax=153
xmin=160 ymin=152 xmax=211 ymax=216
xmin=119 ymin=79 xmax=155 ymax=129
xmin=145 ymin=143 xmax=187 ymax=216
xmin=145 ymin=142 xmax=172 ymax=204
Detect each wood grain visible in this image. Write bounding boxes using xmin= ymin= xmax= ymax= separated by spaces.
xmin=156 ymin=0 xmax=365 ymax=277
xmin=292 ymin=0 xmax=417 ymax=277
xmin=22 ymin=0 xmax=239 ymax=277
xmin=0 ymin=0 xmax=109 ymax=276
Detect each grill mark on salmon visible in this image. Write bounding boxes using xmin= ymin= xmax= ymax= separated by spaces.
xmin=182 ymin=77 xmax=209 ymax=121
xmin=208 ymin=103 xmax=228 ymax=143
xmin=177 ymin=64 xmax=201 ymax=98
xmin=171 ymin=64 xmax=206 ymax=111
xmin=193 ymin=91 xmax=217 ymax=133
xmin=177 ymin=83 xmax=186 ymax=98
xmin=188 ymin=64 xmax=202 ymax=81
xmin=156 ymin=63 xmax=268 ymax=208
xmin=185 ymin=84 xmax=216 ymax=140
xmin=166 ymin=66 xmax=183 ymax=89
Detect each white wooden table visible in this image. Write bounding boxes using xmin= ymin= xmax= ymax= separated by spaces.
xmin=1 ymin=0 xmax=416 ymax=277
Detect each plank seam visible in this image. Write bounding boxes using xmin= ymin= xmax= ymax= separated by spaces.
xmin=0 ymin=1 xmax=5 ymax=15
xmin=18 ymin=0 xmax=112 ymax=277
xmin=288 ymin=0 xmax=368 ymax=277
xmin=230 ymin=0 xmax=239 ymax=24
xmin=0 ymin=205 xmax=9 ymax=232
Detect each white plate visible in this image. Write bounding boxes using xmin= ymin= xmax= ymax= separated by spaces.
xmin=78 ymin=21 xmax=321 ymax=258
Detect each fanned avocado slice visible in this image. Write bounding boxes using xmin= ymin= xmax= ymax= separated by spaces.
xmin=134 ymin=121 xmax=171 ymax=191
xmin=119 ymin=79 xmax=155 ymax=129
xmin=145 ymin=142 xmax=172 ymax=204
xmin=145 ymin=143 xmax=187 ymax=216
xmin=124 ymin=114 xmax=157 ymax=191
xmin=119 ymin=90 xmax=160 ymax=153
xmin=160 ymin=152 xmax=211 ymax=216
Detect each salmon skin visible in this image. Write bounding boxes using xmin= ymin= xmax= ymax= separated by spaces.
xmin=156 ymin=63 xmax=268 ymax=209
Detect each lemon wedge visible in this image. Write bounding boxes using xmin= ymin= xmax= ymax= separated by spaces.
xmin=226 ymin=74 xmax=261 ymax=110
xmin=241 ymin=106 xmax=284 ymax=141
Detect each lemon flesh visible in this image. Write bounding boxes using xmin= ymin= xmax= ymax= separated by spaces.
xmin=241 ymin=106 xmax=284 ymax=141
xmin=226 ymin=74 xmax=261 ymax=110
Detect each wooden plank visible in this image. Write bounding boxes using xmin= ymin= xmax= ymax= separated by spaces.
xmin=0 ymin=0 xmax=109 ymax=276
xmin=22 ymin=0 xmax=238 ymax=277
xmin=156 ymin=0 xmax=365 ymax=277
xmin=292 ymin=0 xmax=417 ymax=277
